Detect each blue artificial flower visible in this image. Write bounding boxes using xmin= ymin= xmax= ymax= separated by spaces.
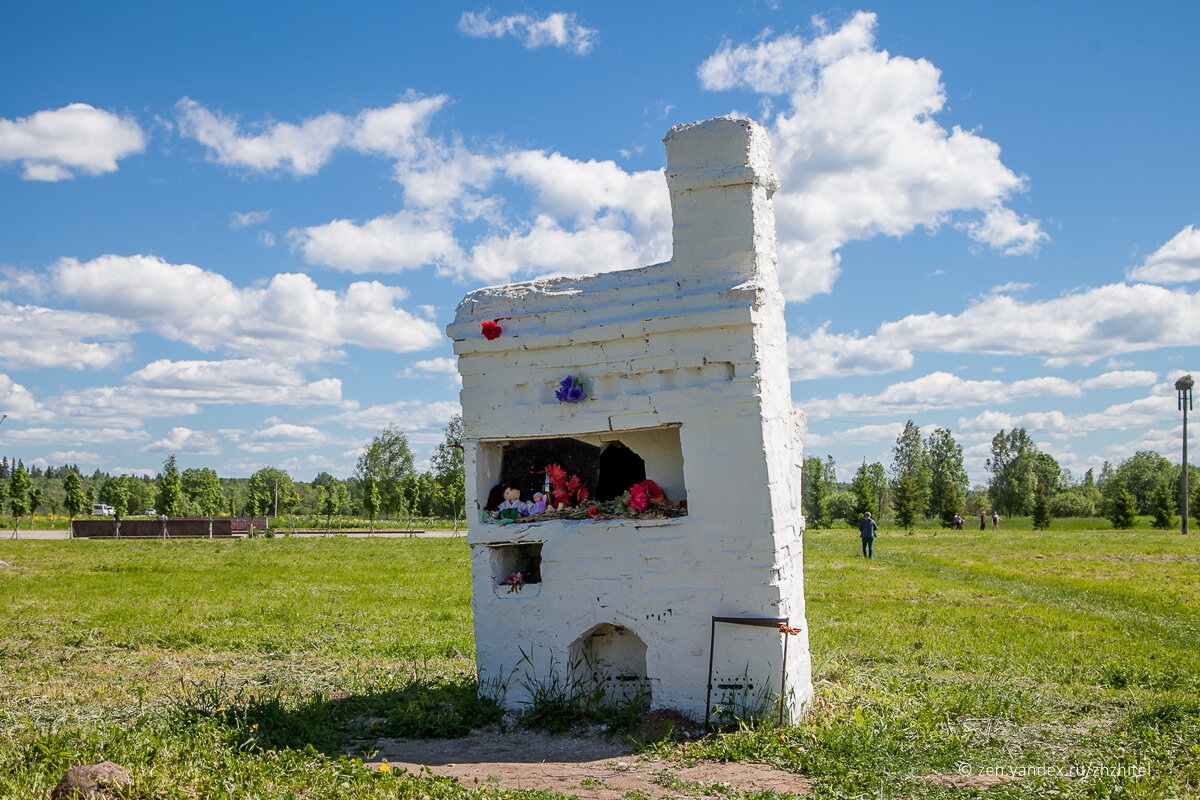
xmin=555 ymin=375 xmax=586 ymax=403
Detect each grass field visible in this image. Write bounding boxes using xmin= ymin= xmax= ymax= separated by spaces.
xmin=1 ymin=529 xmax=1198 ymax=798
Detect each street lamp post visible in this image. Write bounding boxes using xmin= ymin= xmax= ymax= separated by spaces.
xmin=1177 ymin=375 xmax=1194 ymax=535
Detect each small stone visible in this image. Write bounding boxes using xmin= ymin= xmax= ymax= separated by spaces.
xmin=0 ymin=560 xmax=11 ymax=568
xmin=50 ymin=762 xmax=132 ymax=799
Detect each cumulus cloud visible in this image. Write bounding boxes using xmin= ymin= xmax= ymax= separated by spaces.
xmin=126 ymin=359 xmax=343 ymax=405
xmin=1 ymin=426 xmax=151 ymax=446
xmin=788 ymin=323 xmax=914 ymax=380
xmin=1127 ymin=224 xmax=1200 ymax=283
xmin=143 ymin=426 xmax=225 ymax=456
xmin=698 ymin=12 xmax=1046 ymax=300
xmin=176 ymin=94 xmax=447 ymax=177
xmin=0 ymin=373 xmax=43 ymax=419
xmin=801 ymin=370 xmax=1083 ymax=420
xmin=464 ymin=214 xmax=652 ymax=283
xmin=239 ymin=423 xmax=336 ymax=453
xmin=0 ymin=298 xmax=136 ymax=370
xmin=291 ymin=210 xmax=463 ymax=273
xmin=52 ymin=254 xmax=442 ymax=363
xmin=805 ymin=422 xmax=903 ymax=449
xmin=458 ymin=10 xmax=596 ymax=54
xmin=0 ymin=103 xmax=145 ymax=181
xmin=327 ymin=399 xmax=460 ymax=443
xmin=401 ymin=356 xmax=462 ymax=386
xmin=1081 ymin=370 xmax=1158 ymax=390
xmin=959 ymin=206 xmax=1049 ymax=255
xmin=791 ymin=283 xmax=1200 ymax=378
xmin=230 ymin=210 xmax=270 ymax=228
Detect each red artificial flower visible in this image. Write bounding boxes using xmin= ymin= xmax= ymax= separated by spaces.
xmin=640 ymin=479 xmax=664 ymax=501
xmin=626 ymin=483 xmax=649 ymax=513
xmin=481 ymin=320 xmax=502 ymax=340
xmin=576 ymin=486 xmax=589 ymax=503
xmin=546 ymin=463 xmax=567 ymax=486
xmin=587 ymin=505 xmax=598 ymax=518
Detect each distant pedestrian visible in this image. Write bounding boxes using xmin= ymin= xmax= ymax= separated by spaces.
xmin=992 ymin=511 xmax=1000 ymax=531
xmin=953 ymin=513 xmax=963 ymax=530
xmin=980 ymin=512 xmax=986 ymax=531
xmin=858 ymin=511 xmax=878 ymax=559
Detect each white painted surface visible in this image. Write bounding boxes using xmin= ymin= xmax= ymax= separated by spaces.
xmin=449 ymin=116 xmax=812 ymax=722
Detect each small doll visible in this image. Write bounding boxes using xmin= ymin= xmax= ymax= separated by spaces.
xmin=526 ymin=492 xmax=547 ymax=516
xmin=493 ymin=483 xmax=527 ymax=521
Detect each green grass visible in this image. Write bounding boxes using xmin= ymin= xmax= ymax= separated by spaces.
xmin=2 ymin=531 xmax=1199 ymax=798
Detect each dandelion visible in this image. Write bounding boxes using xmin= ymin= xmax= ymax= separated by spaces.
xmin=251 ymin=724 xmax=258 ymax=730
xmin=217 ymin=707 xmax=227 ymax=712
xmin=379 ymin=763 xmax=391 ymax=773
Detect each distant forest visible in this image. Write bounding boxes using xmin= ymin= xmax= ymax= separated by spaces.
xmin=1 ymin=417 xmax=465 ymax=526
xmin=804 ymin=423 xmax=1195 ymax=531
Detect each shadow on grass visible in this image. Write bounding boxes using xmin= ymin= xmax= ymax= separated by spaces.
xmin=171 ymin=675 xmax=504 ymax=758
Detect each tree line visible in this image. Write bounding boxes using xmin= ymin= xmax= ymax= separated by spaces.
xmin=803 ymin=422 xmax=1197 ymax=531
xmin=1 ymin=417 xmax=466 ymax=534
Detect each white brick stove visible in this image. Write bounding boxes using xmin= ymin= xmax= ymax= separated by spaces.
xmin=447 ymin=116 xmax=812 ymax=723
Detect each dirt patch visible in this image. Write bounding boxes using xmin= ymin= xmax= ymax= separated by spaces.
xmin=366 ymin=729 xmax=812 ymax=799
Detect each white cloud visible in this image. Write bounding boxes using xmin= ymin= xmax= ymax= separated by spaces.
xmin=788 ymin=323 xmax=914 ymax=380
xmin=46 ymin=451 xmax=101 ymax=464
xmin=230 ymin=210 xmax=270 ymax=228
xmin=143 ymin=427 xmax=225 ymax=456
xmin=802 ymin=370 xmax=1082 ymax=420
xmin=0 ymin=373 xmax=43 ymax=419
xmin=239 ymin=423 xmax=331 ymax=453
xmin=401 ymin=356 xmax=462 ymax=386
xmin=176 ymin=97 xmax=347 ymax=175
xmin=176 ymin=95 xmax=447 ymax=177
xmin=956 ymin=383 xmax=1181 ymax=442
xmin=291 ymin=211 xmax=463 ymax=273
xmin=258 ymin=231 xmax=276 ymax=247
xmin=126 ymin=359 xmax=343 ymax=405
xmin=793 ymin=283 xmax=1200 ymax=378
xmin=1081 ymin=370 xmax=1158 ymax=390
xmin=1127 ymin=224 xmax=1200 ymax=283
xmin=458 ymin=10 xmax=596 ymax=54
xmin=2 ymin=426 xmax=151 ymax=446
xmin=327 ymin=399 xmax=460 ymax=438
xmin=698 ymin=12 xmax=1045 ymax=301
xmin=0 ymin=103 xmax=145 ymax=181
xmin=52 ymin=254 xmax=443 ymax=363
xmin=0 ymin=298 xmax=136 ymax=371
xmin=959 ymin=206 xmax=1049 ymax=255
xmin=805 ymin=422 xmax=903 ymax=448
xmin=464 ymin=214 xmax=652 ymax=283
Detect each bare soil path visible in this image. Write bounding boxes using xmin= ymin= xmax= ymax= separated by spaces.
xmin=366 ymin=729 xmax=812 ymax=799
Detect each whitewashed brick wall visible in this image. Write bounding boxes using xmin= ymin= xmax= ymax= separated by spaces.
xmin=448 ymin=116 xmax=812 ymax=722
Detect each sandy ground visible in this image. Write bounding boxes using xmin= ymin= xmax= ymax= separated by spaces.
xmin=365 ymin=729 xmax=813 ymax=799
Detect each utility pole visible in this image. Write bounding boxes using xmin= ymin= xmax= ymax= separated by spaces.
xmin=1177 ymin=375 xmax=1193 ymax=535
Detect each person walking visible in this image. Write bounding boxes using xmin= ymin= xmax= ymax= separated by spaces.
xmin=979 ymin=511 xmax=986 ymax=531
xmin=992 ymin=511 xmax=1000 ymax=531
xmin=859 ymin=511 xmax=878 ymax=559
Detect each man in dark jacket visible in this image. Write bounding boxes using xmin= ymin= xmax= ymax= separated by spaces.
xmin=859 ymin=511 xmax=878 ymax=558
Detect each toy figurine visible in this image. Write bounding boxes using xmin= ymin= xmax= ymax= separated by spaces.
xmin=493 ymin=483 xmax=527 ymax=521
xmin=527 ymin=492 xmax=547 ymax=516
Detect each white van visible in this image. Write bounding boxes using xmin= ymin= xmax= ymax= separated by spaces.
xmin=92 ymin=504 xmax=115 ymax=517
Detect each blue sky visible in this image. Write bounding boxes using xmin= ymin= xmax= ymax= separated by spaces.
xmin=2 ymin=1 xmax=1198 ymax=485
